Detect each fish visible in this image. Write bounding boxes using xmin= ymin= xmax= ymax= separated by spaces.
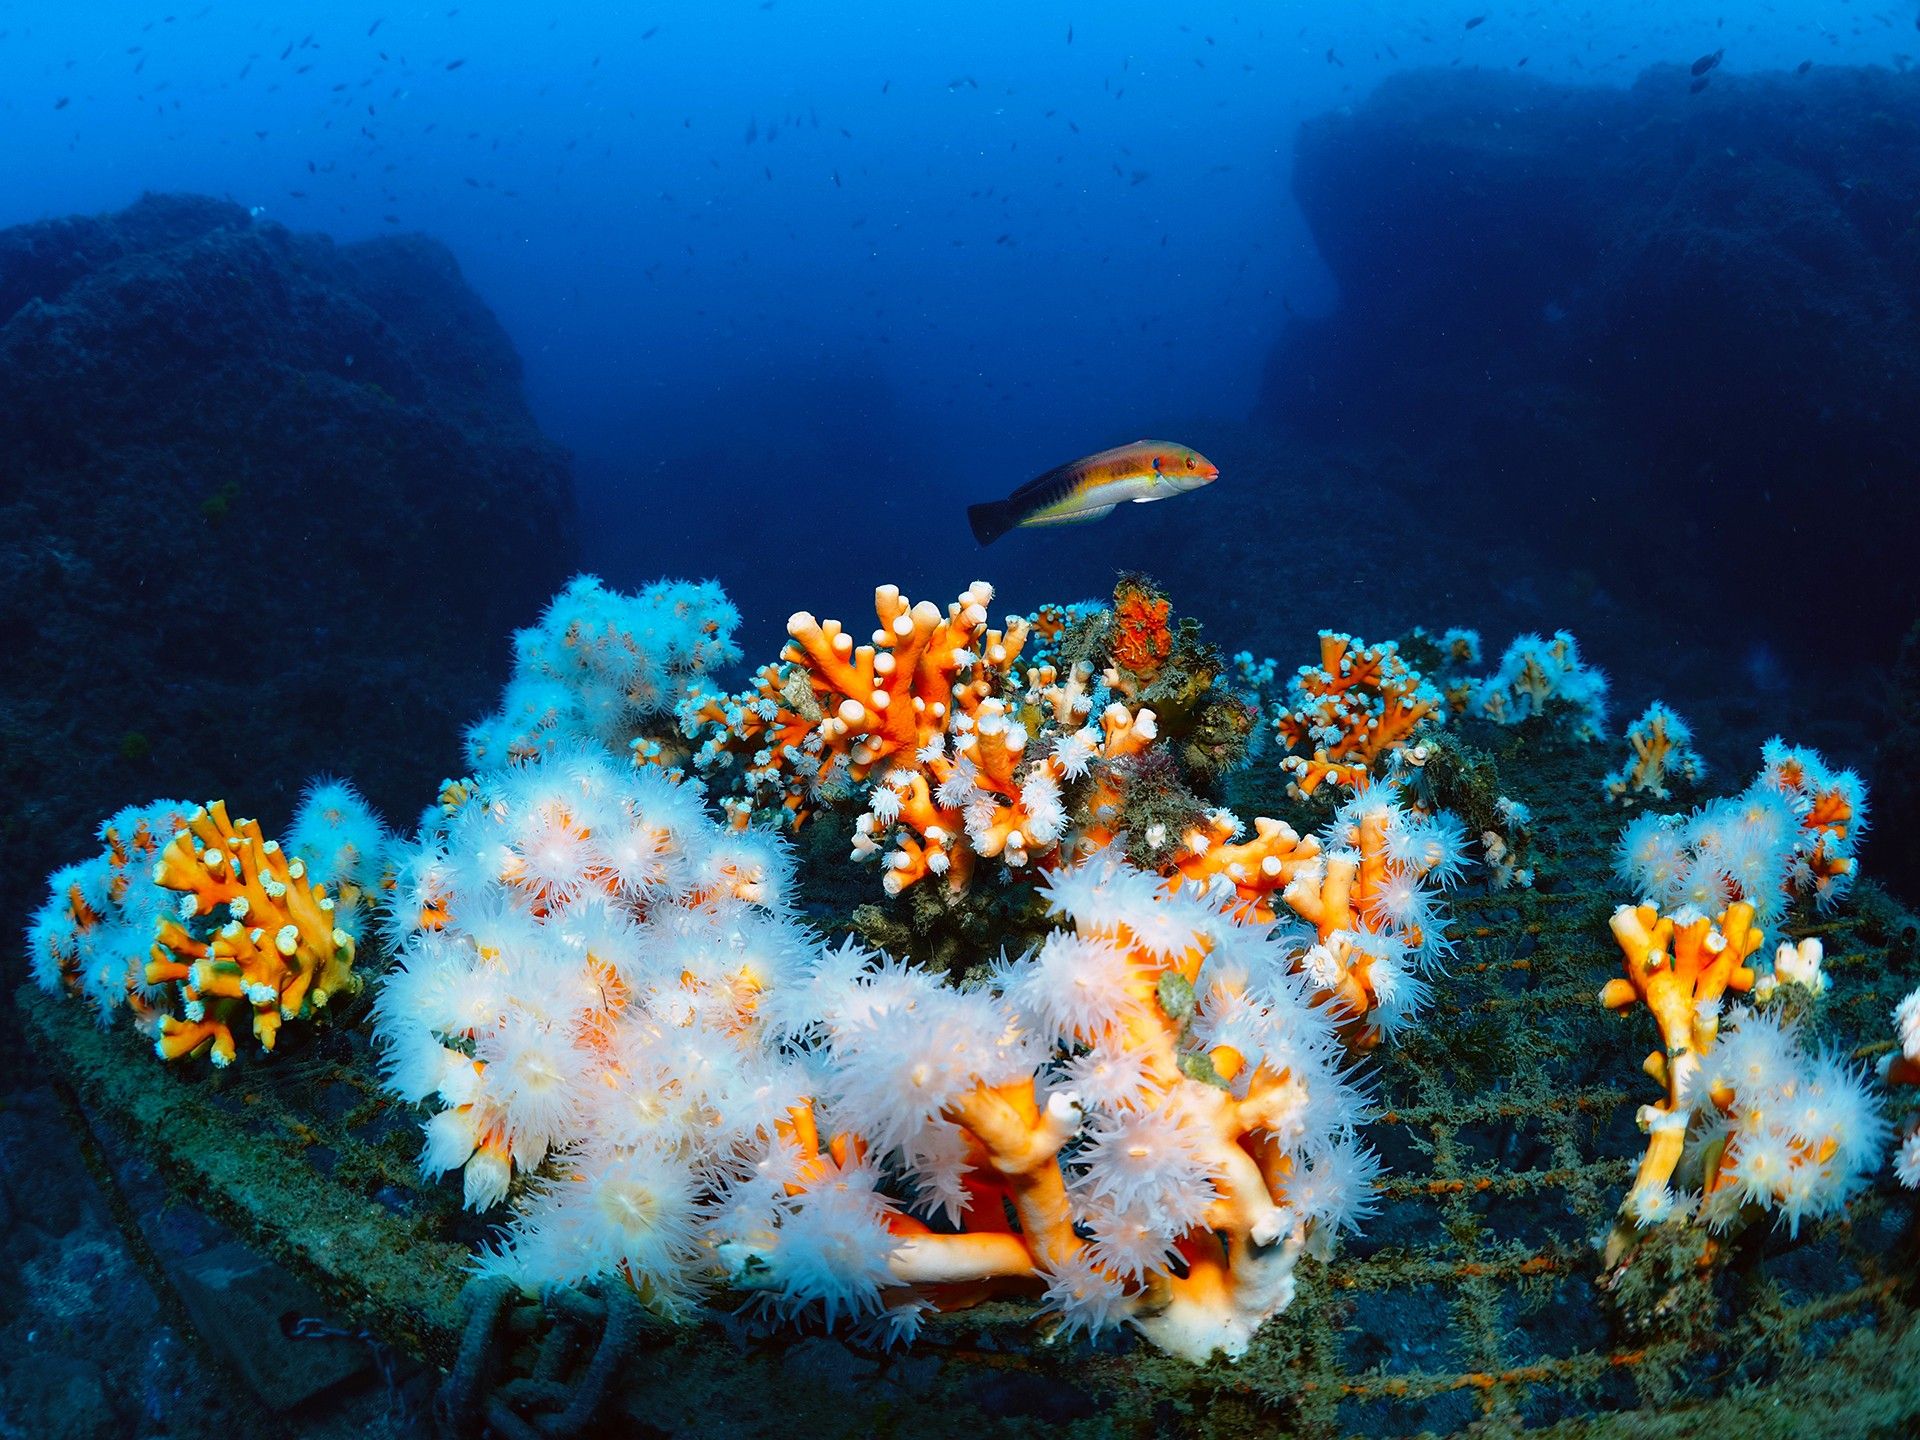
xmin=966 ymin=439 xmax=1218 ymax=546
xmin=1690 ymin=49 xmax=1723 ymax=76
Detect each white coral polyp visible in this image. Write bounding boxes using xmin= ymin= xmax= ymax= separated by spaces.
xmin=373 ymin=581 xmax=1380 ymax=1363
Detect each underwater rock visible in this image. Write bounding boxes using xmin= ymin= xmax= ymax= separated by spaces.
xmin=0 ymin=192 xmax=576 ymax=927
xmin=3 ymin=1352 xmax=116 ymax=1440
xmin=1877 ymin=622 xmax=1920 ymax=901
xmin=0 ymin=1089 xmax=103 ymax=1241
xmin=169 ymin=1241 xmax=371 ymax=1412
xmin=1265 ymin=64 xmax=1920 ymax=661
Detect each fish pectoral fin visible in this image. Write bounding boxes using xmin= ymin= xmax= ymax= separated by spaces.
xmin=1023 ymin=503 xmax=1117 ymax=528
xmin=1129 ymin=494 xmax=1164 ymax=503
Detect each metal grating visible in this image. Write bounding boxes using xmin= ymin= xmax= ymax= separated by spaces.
xmin=1262 ymin=732 xmax=1920 ymax=1439
xmin=20 ymin=724 xmax=1920 ymax=1438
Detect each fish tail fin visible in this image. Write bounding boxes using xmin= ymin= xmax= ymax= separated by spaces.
xmin=967 ymin=499 xmax=1017 ymax=546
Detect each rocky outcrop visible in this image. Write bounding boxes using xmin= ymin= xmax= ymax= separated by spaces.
xmin=1262 ymin=64 xmax=1920 ymax=661
xmin=0 ymin=193 xmax=576 ymax=897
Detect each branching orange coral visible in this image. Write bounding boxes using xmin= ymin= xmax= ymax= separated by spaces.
xmin=1172 ymin=813 xmax=1323 ymax=925
xmin=681 ymin=583 xmax=1177 ymax=893
xmin=1272 ymin=632 xmax=1441 ymax=797
xmin=147 ymin=800 xmax=360 ymax=1065
xmin=1600 ymin=897 xmax=1885 ymax=1261
xmin=1599 ymin=901 xmax=1759 ymax=1254
xmin=1605 ymin=702 xmax=1705 ymax=805
xmin=1280 ymin=806 xmax=1447 ymax=1047
xmin=682 ymin=582 xmax=1022 ymax=826
xmin=1177 ymin=800 xmax=1460 ymax=1047
xmin=1759 ymin=738 xmax=1868 ymax=907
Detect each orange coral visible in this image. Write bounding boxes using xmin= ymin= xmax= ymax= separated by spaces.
xmin=725 ymin=868 xmax=1351 ymax=1361
xmin=1279 ymin=806 xmax=1436 ymax=1047
xmin=1758 ymin=738 xmax=1867 ymax=908
xmin=1172 ymin=813 xmax=1322 ymax=925
xmin=1177 ymin=800 xmax=1458 ymax=1048
xmin=683 ymin=582 xmax=1026 ymax=826
xmin=27 ymin=800 xmax=194 ymax=1024
xmin=683 ymin=582 xmax=1177 ymax=894
xmin=1598 ymin=901 xmax=1760 ymax=1252
xmin=1108 ymin=574 xmax=1174 ymax=684
xmin=1604 ymin=703 xmax=1705 ymax=805
xmin=1272 ymin=633 xmax=1441 ymax=797
xmin=147 ymin=800 xmax=360 ymax=1065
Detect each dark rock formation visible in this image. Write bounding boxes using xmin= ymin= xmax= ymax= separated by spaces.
xmin=1877 ymin=621 xmax=1920 ymax=900
xmin=1262 ymin=64 xmax=1920 ymax=663
xmin=0 ymin=193 xmax=576 ymax=904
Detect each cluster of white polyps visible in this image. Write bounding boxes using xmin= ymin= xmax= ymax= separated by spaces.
xmin=715 ymin=849 xmax=1380 ymax=1362
xmin=374 ymin=760 xmax=1383 ymax=1360
xmin=1672 ymin=1007 xmax=1889 ymax=1236
xmin=461 ymin=574 xmax=741 ymax=770
xmin=372 ymin=742 xmax=805 ymax=1317
xmin=1470 ymin=630 xmax=1610 ymax=738
xmin=1616 ymin=737 xmax=1868 ymax=929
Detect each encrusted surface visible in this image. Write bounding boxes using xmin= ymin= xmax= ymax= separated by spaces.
xmin=20 ymin=723 xmax=1920 ymax=1438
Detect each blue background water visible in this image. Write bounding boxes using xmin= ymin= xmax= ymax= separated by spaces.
xmin=5 ymin=0 xmax=1913 ymax=648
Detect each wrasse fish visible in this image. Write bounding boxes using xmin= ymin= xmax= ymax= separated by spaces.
xmin=966 ymin=439 xmax=1218 ymax=546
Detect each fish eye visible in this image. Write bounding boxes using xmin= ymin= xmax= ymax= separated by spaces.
xmin=1185 ymin=456 xmax=1195 ymax=470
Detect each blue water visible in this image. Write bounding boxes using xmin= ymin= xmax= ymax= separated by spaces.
xmin=6 ymin=0 xmax=1914 ymax=635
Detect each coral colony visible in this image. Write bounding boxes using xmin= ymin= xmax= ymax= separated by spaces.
xmin=1604 ymin=702 xmax=1707 ymax=806
xmin=1602 ymin=740 xmax=1882 ymax=1268
xmin=1265 ymin=632 xmax=1442 ymax=798
xmin=679 ymin=573 xmax=1255 ymax=883
xmin=27 ymin=787 xmax=385 ymax=1065
xmin=1614 ymin=738 xmax=1868 ymax=928
xmin=23 ymin=573 xmax=1907 ymax=1364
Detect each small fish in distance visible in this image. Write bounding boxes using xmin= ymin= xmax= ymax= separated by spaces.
xmin=966 ymin=439 xmax=1217 ymax=546
xmin=1691 ymin=49 xmax=1722 ymax=76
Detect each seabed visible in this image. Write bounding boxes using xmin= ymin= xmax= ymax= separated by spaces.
xmin=20 ymin=724 xmax=1920 ymax=1439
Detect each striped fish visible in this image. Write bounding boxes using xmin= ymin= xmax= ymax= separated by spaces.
xmin=966 ymin=439 xmax=1219 ymax=546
